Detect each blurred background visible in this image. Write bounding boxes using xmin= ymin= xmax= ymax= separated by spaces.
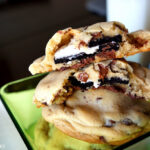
xmin=0 ymin=0 xmax=150 ymax=86
xmin=0 ymin=0 xmax=105 ymax=86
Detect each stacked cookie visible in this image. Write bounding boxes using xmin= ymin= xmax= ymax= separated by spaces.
xmin=29 ymin=22 xmax=150 ymax=146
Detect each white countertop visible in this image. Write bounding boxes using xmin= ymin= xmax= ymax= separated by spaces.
xmin=0 ymin=100 xmax=27 ymax=150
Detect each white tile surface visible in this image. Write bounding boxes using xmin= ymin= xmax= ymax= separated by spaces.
xmin=0 ymin=100 xmax=27 ymax=150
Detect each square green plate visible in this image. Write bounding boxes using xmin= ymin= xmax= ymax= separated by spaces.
xmin=0 ymin=74 xmax=150 ymax=150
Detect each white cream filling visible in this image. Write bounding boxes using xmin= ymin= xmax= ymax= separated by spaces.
xmin=93 ymin=81 xmax=100 ymax=88
xmin=54 ymin=45 xmax=99 ymax=60
xmin=79 ymin=78 xmax=100 ymax=88
xmin=87 ymin=79 xmax=100 ymax=88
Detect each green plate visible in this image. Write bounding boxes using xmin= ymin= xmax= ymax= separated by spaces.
xmin=0 ymin=74 xmax=150 ymax=150
xmin=0 ymin=73 xmax=47 ymax=150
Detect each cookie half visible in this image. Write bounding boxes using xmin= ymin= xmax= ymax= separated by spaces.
xmin=34 ymin=59 xmax=150 ymax=107
xmin=29 ymin=21 xmax=150 ymax=74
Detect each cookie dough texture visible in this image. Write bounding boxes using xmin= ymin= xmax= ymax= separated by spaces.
xmin=42 ymin=89 xmax=150 ymax=145
xmin=29 ymin=21 xmax=150 ymax=74
xmin=34 ymin=69 xmax=75 ymax=107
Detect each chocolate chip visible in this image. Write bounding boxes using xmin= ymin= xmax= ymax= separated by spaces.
xmin=129 ymin=35 xmax=148 ymax=48
xmin=143 ymin=111 xmax=150 ymax=116
xmin=91 ymin=32 xmax=102 ymax=39
xmin=96 ymin=50 xmax=116 ymax=59
xmin=63 ymin=101 xmax=67 ymax=106
xmin=96 ymin=97 xmax=102 ymax=101
xmin=81 ymin=89 xmax=85 ymax=92
xmin=42 ymin=102 xmax=48 ymax=106
xmin=99 ymin=136 xmax=106 ymax=143
xmin=78 ymin=40 xmax=87 ymax=49
xmin=78 ymin=72 xmax=89 ymax=82
xmin=122 ymin=118 xmax=133 ymax=126
xmin=105 ymin=120 xmax=116 ymax=127
xmin=98 ymin=64 xmax=108 ymax=80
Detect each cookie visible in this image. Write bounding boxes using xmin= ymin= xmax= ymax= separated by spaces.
xmin=34 ymin=59 xmax=150 ymax=107
xmin=29 ymin=21 xmax=150 ymax=74
xmin=42 ymin=88 xmax=150 ymax=145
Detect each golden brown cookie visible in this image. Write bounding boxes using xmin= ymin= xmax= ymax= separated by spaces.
xmin=29 ymin=21 xmax=150 ymax=74
xmin=42 ymin=88 xmax=150 ymax=145
xmin=34 ymin=59 xmax=150 ymax=107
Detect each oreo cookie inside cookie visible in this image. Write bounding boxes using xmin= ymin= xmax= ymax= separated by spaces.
xmin=69 ymin=76 xmax=129 ymax=90
xmin=69 ymin=76 xmax=93 ymax=90
xmin=88 ymin=34 xmax=122 ymax=49
xmin=54 ymin=35 xmax=122 ymax=64
xmin=54 ymin=52 xmax=94 ymax=64
xmin=99 ymin=77 xmax=129 ymax=86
